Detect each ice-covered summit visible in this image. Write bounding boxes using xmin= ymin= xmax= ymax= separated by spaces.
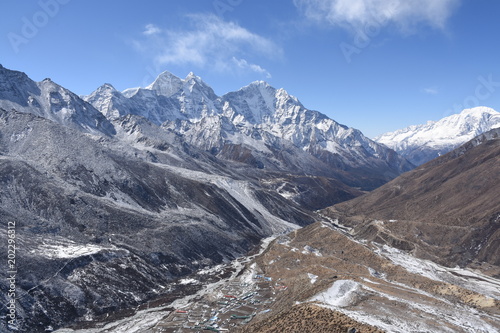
xmin=145 ymin=70 xmax=183 ymax=97
xmin=375 ymin=106 xmax=500 ymax=165
xmin=83 ymin=69 xmax=413 ymax=183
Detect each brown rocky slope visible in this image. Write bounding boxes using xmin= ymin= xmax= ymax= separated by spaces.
xmin=236 ymin=221 xmax=499 ymax=333
xmin=325 ymin=128 xmax=500 ymax=271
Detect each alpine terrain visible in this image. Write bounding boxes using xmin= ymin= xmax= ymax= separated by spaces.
xmin=375 ymin=106 xmax=500 ymax=165
xmin=85 ymin=70 xmax=414 ymax=190
xmin=51 ymin=129 xmax=500 ymax=332
xmin=328 ymin=127 xmax=500 ymax=269
xmin=0 ymin=64 xmax=413 ymax=332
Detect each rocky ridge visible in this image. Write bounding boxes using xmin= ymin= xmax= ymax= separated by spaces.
xmin=86 ymin=71 xmax=414 ymax=190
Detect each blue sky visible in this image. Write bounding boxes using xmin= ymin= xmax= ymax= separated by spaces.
xmin=1 ymin=0 xmax=499 ymax=137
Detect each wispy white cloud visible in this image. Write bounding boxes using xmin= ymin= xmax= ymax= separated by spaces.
xmin=294 ymin=0 xmax=461 ymax=33
xmin=134 ymin=14 xmax=281 ymax=78
xmin=232 ymin=57 xmax=272 ymax=78
xmin=143 ymin=24 xmax=161 ymax=36
xmin=422 ymin=87 xmax=439 ymax=95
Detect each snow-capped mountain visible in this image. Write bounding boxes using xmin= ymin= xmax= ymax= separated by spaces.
xmin=87 ymin=71 xmax=414 ymax=189
xmin=0 ymin=65 xmax=115 ymax=136
xmin=0 ymin=65 xmax=414 ymax=332
xmin=375 ymin=107 xmax=500 ymax=165
xmin=85 ymin=71 xmax=221 ymax=125
xmin=2 ymin=65 xmax=499 ymax=333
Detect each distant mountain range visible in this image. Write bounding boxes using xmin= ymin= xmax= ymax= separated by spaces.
xmin=84 ymin=70 xmax=414 ymax=189
xmin=375 ymin=106 xmax=500 ymax=165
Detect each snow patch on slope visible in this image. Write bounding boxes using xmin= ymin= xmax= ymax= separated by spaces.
xmin=310 ymin=280 xmax=362 ymax=307
xmin=311 ymin=276 xmax=498 ymax=333
xmin=33 ymin=239 xmax=111 ymax=259
xmin=307 ymin=273 xmax=318 ymax=284
xmin=376 ymin=244 xmax=500 ymax=300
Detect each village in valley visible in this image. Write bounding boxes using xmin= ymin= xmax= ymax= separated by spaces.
xmin=151 ymin=256 xmax=287 ymax=333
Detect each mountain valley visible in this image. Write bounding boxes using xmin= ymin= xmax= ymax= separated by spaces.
xmin=0 ymin=64 xmax=499 ymax=332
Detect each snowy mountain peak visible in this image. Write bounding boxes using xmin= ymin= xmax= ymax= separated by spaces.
xmin=445 ymin=106 xmax=500 ymax=134
xmin=144 ymin=70 xmax=215 ymax=99
xmin=0 ymin=65 xmax=33 ymax=86
xmin=121 ymin=87 xmax=140 ymax=97
xmin=183 ymin=71 xmax=209 ymax=85
xmin=152 ymin=69 xmax=181 ymax=81
xmin=186 ymin=71 xmax=197 ymax=79
xmin=84 ymin=83 xmax=127 ymax=120
xmin=239 ymin=80 xmax=276 ymax=95
xmin=180 ymin=72 xmax=218 ymax=103
xmin=0 ymin=66 xmax=116 ymax=136
xmin=81 ymin=66 xmax=412 ymax=181
xmin=38 ymin=77 xmax=61 ymax=90
xmin=250 ymin=80 xmax=270 ymax=87
xmin=460 ymin=106 xmax=497 ymax=116
xmin=146 ymin=70 xmax=183 ymax=97
xmin=275 ymin=87 xmax=300 ymax=105
xmin=375 ymin=106 xmax=500 ymax=165
xmin=85 ymin=83 xmax=121 ymax=102
xmin=240 ymin=82 xmax=299 ymax=105
xmin=101 ymin=83 xmax=117 ymax=91
xmin=183 ymin=71 xmax=205 ymax=86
